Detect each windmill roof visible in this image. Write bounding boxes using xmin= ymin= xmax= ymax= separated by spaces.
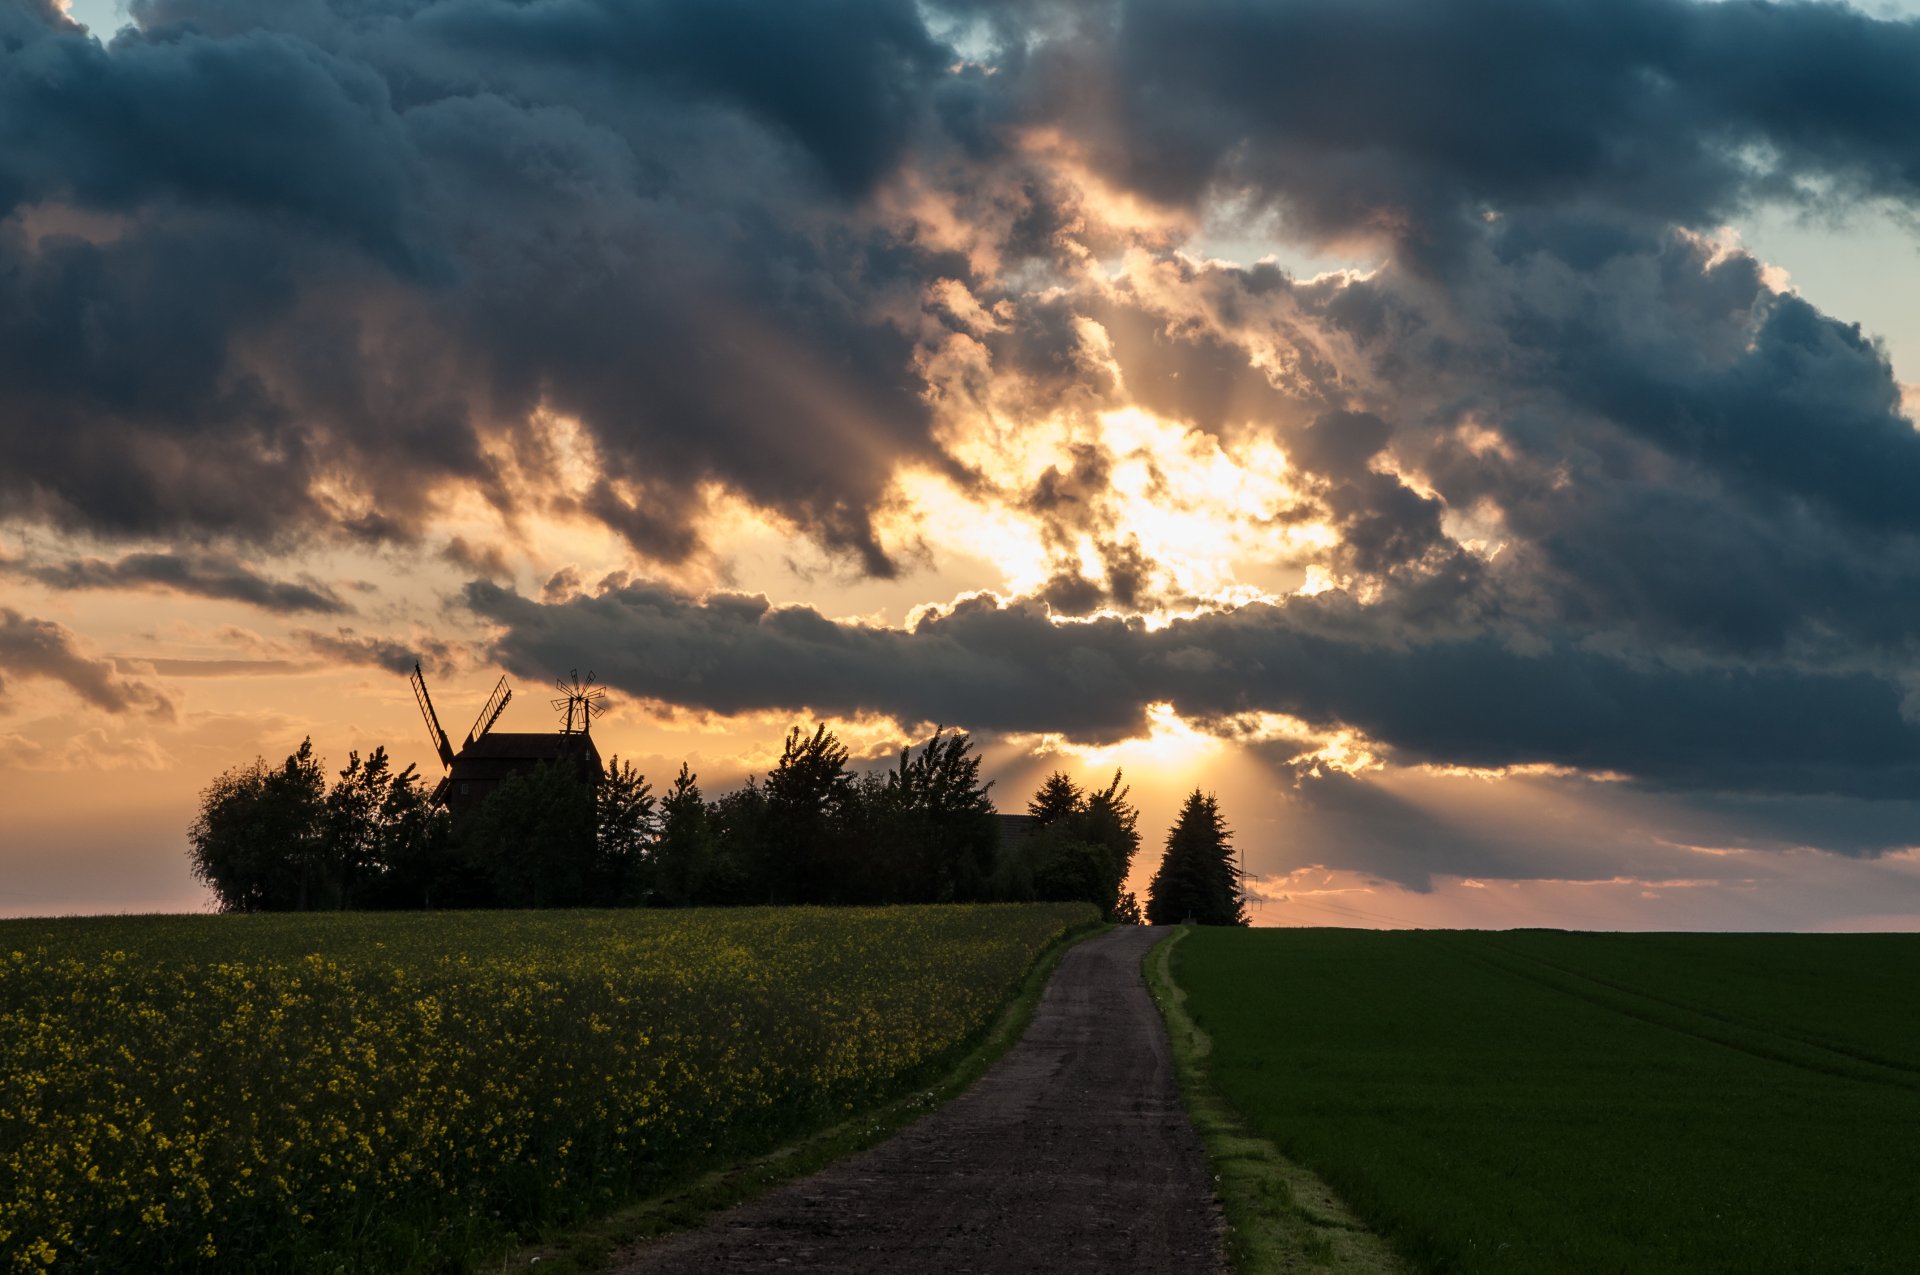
xmin=457 ymin=732 xmax=599 ymax=760
xmin=446 ymin=732 xmax=603 ymax=785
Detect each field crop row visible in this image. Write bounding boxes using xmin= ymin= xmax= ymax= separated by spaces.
xmin=1174 ymin=929 xmax=1920 ymax=1274
xmin=0 ymin=903 xmax=1092 ymax=1272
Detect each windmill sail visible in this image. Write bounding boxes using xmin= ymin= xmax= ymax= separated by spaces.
xmin=409 ymin=663 xmax=456 ymax=769
xmin=551 ymin=669 xmax=608 ymax=735
xmin=465 ymin=676 xmax=513 ymax=749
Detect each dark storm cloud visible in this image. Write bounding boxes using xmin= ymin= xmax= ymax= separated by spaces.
xmin=7 ymin=0 xmax=1920 ymax=570
xmin=467 ymin=581 xmax=1920 ymax=802
xmin=0 ymin=14 xmax=425 ymax=266
xmin=0 ymin=0 xmax=978 ymax=567
xmin=1011 ymin=0 xmax=1920 ymax=258
xmin=413 ymin=0 xmax=949 ymax=196
xmin=0 ymin=608 xmax=173 ymax=717
xmin=5 ymin=549 xmax=348 ymax=614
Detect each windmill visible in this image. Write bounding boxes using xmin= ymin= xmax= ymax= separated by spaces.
xmin=551 ymin=669 xmax=608 ymax=735
xmin=407 ymin=662 xmax=601 ymax=823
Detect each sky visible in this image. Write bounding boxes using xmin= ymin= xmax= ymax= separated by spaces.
xmin=7 ymin=0 xmax=1920 ymax=929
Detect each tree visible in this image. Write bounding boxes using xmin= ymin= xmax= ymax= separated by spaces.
xmin=188 ymin=738 xmax=326 ymax=912
xmin=1030 ymin=825 xmax=1114 ymax=904
xmin=357 ymin=764 xmax=458 ymax=909
xmin=1078 ymin=771 xmax=1142 ymax=917
xmin=322 ymin=747 xmax=406 ymax=910
xmin=596 ymin=756 xmax=656 ymax=903
xmin=832 ymin=770 xmax=900 ymax=903
xmin=1145 ymin=790 xmax=1246 ymax=926
xmin=1004 ymin=768 xmax=1141 ymax=919
xmin=882 ymin=727 xmax=998 ymax=902
xmin=1026 ymin=772 xmax=1083 ymax=827
xmin=705 ymin=778 xmax=770 ymax=904
xmin=762 ymin=724 xmax=853 ymax=902
xmin=650 ymin=763 xmax=715 ymax=906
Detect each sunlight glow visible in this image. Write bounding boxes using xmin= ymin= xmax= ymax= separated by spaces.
xmin=890 ymin=402 xmax=1326 ymax=620
xmin=1035 ymin=702 xmax=1221 ymax=772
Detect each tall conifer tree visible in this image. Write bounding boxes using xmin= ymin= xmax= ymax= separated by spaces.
xmin=1145 ymin=790 xmax=1246 ymax=925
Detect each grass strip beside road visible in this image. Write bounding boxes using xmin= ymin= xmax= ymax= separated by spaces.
xmin=1143 ymin=927 xmax=1406 ymax=1275
xmin=518 ymin=913 xmax=1110 ymax=1274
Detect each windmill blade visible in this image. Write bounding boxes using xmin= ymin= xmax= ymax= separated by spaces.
xmin=464 ymin=676 xmax=512 ymax=748
xmin=409 ymin=663 xmax=455 ymax=769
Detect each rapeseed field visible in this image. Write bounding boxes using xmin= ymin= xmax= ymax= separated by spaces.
xmin=0 ymin=903 xmax=1091 ymax=1272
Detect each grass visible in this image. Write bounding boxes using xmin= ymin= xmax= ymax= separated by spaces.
xmin=1171 ymin=928 xmax=1920 ymax=1274
xmin=1143 ymin=927 xmax=1406 ymax=1275
xmin=0 ymin=903 xmax=1097 ymax=1273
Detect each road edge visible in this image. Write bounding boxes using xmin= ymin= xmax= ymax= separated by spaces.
xmin=1143 ymin=926 xmax=1409 ymax=1275
xmin=511 ymin=911 xmax=1110 ymax=1274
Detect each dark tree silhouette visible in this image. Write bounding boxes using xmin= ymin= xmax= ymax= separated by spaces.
xmin=705 ymin=778 xmax=771 ymax=904
xmin=883 ymin=727 xmax=998 ymax=902
xmin=1001 ymin=769 xmax=1141 ymax=919
xmin=1026 ymin=771 xmax=1083 ymax=827
xmin=762 ymin=724 xmax=854 ymax=902
xmin=185 ymin=719 xmax=1186 ymax=915
xmin=650 ymin=763 xmax=716 ymax=906
xmin=1079 ymin=771 xmax=1142 ymax=915
xmin=1146 ymin=790 xmax=1246 ymax=926
xmin=356 ymin=770 xmax=458 ymax=910
xmin=596 ymin=756 xmax=656 ymax=903
xmin=323 ymin=747 xmax=424 ymax=910
xmin=189 ymin=738 xmax=326 ymax=912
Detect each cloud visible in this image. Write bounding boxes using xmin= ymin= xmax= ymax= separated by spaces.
xmin=296 ymin=627 xmax=458 ymax=676
xmin=441 ymin=535 xmax=513 ymax=582
xmin=4 ymin=549 xmax=348 ymax=614
xmin=466 ymin=580 xmax=1920 ymax=800
xmin=0 ymin=724 xmax=173 ymax=772
xmin=1007 ymin=0 xmax=1920 ymax=259
xmin=0 ymin=0 xmax=974 ymax=569
xmin=1071 ymin=218 xmax=1920 ymax=662
xmin=5 ymin=0 xmax=1920 ymax=586
xmin=0 ymin=608 xmax=174 ymax=717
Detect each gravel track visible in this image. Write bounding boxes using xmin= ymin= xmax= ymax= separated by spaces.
xmin=610 ymin=925 xmax=1225 ymax=1274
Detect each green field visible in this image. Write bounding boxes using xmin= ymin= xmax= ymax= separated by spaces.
xmin=1173 ymin=929 xmax=1920 ymax=1273
xmin=0 ymin=903 xmax=1092 ymax=1273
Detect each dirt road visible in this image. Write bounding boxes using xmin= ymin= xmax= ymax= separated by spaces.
xmin=611 ymin=925 xmax=1224 ymax=1273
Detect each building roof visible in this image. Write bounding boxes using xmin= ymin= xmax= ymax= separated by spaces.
xmin=447 ymin=731 xmax=602 ymax=783
xmin=457 ymin=732 xmax=601 ymax=760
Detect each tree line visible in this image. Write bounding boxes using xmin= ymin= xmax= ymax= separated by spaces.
xmin=188 ymin=725 xmax=1247 ymax=925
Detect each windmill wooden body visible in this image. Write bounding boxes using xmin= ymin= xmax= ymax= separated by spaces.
xmin=410 ymin=664 xmax=602 ymax=824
